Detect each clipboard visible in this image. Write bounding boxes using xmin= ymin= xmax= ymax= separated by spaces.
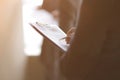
xmin=30 ymin=22 xmax=69 ymax=52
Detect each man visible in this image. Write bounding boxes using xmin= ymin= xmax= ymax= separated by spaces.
xmin=40 ymin=0 xmax=80 ymax=80
xmin=61 ymin=0 xmax=120 ymax=80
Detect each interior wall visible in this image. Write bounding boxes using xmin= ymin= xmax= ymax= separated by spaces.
xmin=0 ymin=0 xmax=26 ymax=80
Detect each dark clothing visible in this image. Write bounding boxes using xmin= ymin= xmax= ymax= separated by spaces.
xmin=61 ymin=0 xmax=120 ymax=80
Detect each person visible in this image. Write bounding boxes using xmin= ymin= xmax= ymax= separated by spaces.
xmin=40 ymin=0 xmax=80 ymax=80
xmin=60 ymin=0 xmax=120 ymax=80
xmin=57 ymin=0 xmax=81 ymax=79
xmin=40 ymin=0 xmax=59 ymax=79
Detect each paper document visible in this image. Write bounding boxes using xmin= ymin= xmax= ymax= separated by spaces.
xmin=30 ymin=22 xmax=69 ymax=52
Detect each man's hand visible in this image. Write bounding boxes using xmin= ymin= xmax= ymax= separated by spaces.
xmin=66 ymin=27 xmax=76 ymax=44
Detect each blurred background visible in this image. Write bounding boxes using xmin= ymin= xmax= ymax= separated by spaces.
xmin=0 ymin=0 xmax=59 ymax=80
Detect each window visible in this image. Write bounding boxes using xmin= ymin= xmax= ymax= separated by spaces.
xmin=22 ymin=0 xmax=43 ymax=56
xmin=22 ymin=0 xmax=58 ymax=56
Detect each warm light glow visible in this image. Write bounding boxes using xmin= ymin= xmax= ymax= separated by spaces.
xmin=22 ymin=0 xmax=44 ymax=56
xmin=24 ymin=45 xmax=41 ymax=56
xmin=23 ymin=0 xmax=43 ymax=6
xmin=23 ymin=23 xmax=43 ymax=56
xmin=22 ymin=0 xmax=58 ymax=56
xmin=0 ymin=0 xmax=27 ymax=80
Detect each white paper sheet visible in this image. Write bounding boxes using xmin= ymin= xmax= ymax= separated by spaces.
xmin=30 ymin=22 xmax=69 ymax=52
